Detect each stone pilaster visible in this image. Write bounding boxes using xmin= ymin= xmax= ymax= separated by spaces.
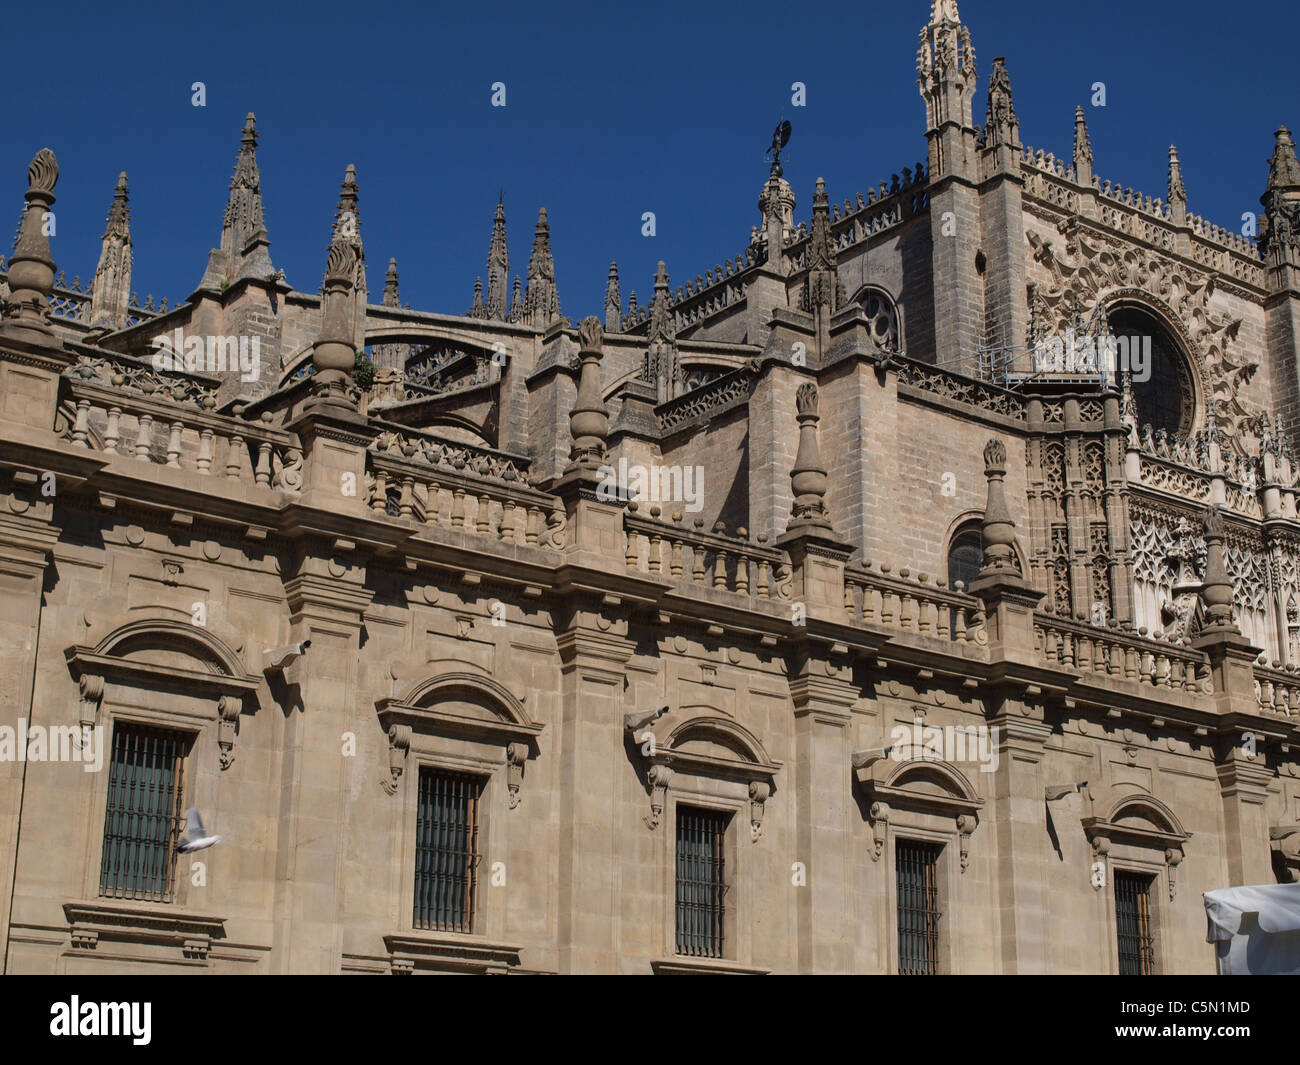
xmin=270 ymin=557 xmax=373 ymax=973
xmin=789 ymin=647 xmax=857 ymax=972
xmin=0 ymin=493 xmax=58 ymax=975
xmin=987 ymin=705 xmax=1053 ymax=973
xmin=554 ymin=604 xmax=633 ymax=972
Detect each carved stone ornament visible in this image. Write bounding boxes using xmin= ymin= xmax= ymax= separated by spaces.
xmin=78 ymin=674 xmax=105 ymax=729
xmin=1025 ymin=222 xmax=1257 ymax=451
xmin=382 ymin=723 xmax=412 ymax=795
xmin=749 ymin=780 xmax=771 ymax=842
xmin=506 ymin=741 xmax=528 ymax=809
xmin=217 ymin=694 xmax=241 ymax=770
xmin=644 ymin=765 xmax=672 ymax=830
xmin=867 ymin=801 xmax=890 ymax=861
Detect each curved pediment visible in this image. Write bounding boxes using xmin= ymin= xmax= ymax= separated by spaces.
xmin=663 ymin=715 xmax=774 ymax=769
xmin=75 ymin=617 xmax=253 ymax=683
xmin=1094 ymin=787 xmax=1188 ymax=840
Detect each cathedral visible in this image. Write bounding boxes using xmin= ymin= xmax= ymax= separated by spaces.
xmin=1 ymin=0 xmax=1298 ymax=974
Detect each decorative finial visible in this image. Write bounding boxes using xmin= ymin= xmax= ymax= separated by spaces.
xmin=566 ymin=316 xmax=608 ymax=469
xmin=787 ymin=383 xmax=831 ymax=531
xmin=1198 ymin=505 xmax=1237 ymax=633
xmin=307 ymin=237 xmax=360 ymax=412
xmin=979 ymin=438 xmax=1020 ymax=577
xmin=1 ymin=148 xmax=61 ymax=343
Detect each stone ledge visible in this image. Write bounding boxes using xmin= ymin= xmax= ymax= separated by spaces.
xmin=650 ymin=956 xmax=771 ymax=975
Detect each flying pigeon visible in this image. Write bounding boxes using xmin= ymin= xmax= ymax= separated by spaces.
xmin=178 ymin=806 xmax=221 ymax=852
xmin=624 ymin=706 xmax=670 ymax=732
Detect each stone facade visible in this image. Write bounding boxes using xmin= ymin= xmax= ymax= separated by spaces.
xmin=2 ymin=1 xmax=1299 ymax=975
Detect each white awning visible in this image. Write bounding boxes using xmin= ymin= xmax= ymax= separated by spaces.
xmin=1203 ymin=883 xmax=1300 ymax=975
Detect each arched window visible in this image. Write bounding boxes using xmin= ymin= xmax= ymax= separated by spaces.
xmin=947 ymin=522 xmax=983 ymax=593
xmin=1106 ymin=305 xmax=1193 ymax=438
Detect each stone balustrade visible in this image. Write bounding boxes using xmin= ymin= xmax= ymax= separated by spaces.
xmin=61 ymin=356 xmax=303 ymax=491
xmin=844 ymin=563 xmax=986 ymax=644
xmin=623 ymin=507 xmax=791 ymax=600
xmin=1035 ymin=613 xmax=1211 ymax=693
xmin=367 ymin=428 xmax=564 ymax=548
xmin=1254 ymin=661 xmax=1300 ymax=717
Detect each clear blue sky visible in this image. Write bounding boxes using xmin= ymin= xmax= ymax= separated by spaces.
xmin=5 ymin=0 xmax=1295 ymax=321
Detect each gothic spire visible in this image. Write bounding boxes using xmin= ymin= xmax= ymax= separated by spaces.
xmin=916 ymin=0 xmax=977 ymax=180
xmin=326 ymin=163 xmax=365 ymax=296
xmin=648 ymin=260 xmax=673 ymax=342
xmin=1167 ymin=145 xmax=1187 ymax=224
xmin=468 ymin=276 xmax=487 ymax=318
xmin=1260 ymin=127 xmax=1300 ymax=265
xmin=1073 ymin=106 xmax=1093 ymax=186
xmin=1 ymin=148 xmax=60 ymax=345
xmin=221 ymin=113 xmax=274 ymax=282
xmin=604 ymin=261 xmax=622 ymax=332
xmin=487 ymin=193 xmax=509 ymax=319
xmin=803 ymin=177 xmax=845 ymax=313
xmin=90 ymin=171 xmax=132 ymax=331
xmin=523 ymin=207 xmax=560 ymax=325
xmin=983 ymin=57 xmax=1018 ymax=150
xmin=383 ymin=257 xmax=401 ymax=307
xmin=332 ymin=164 xmax=361 ymax=248
xmin=509 ymin=275 xmax=523 ymax=323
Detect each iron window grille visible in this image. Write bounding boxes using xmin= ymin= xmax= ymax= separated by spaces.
xmin=896 ymin=838 xmax=943 ymax=974
xmin=1115 ymin=871 xmax=1157 ymax=975
xmin=675 ymin=806 xmax=730 ymax=958
xmin=414 ymin=767 xmax=483 ymax=933
xmin=99 ymin=721 xmax=188 ymax=903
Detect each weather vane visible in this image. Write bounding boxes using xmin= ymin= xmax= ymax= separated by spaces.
xmin=766 ymin=119 xmax=791 ymax=178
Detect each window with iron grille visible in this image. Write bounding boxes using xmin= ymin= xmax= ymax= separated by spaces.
xmin=99 ymin=721 xmax=188 ymax=903
xmin=1115 ymin=871 xmax=1157 ymax=975
xmin=675 ymin=806 xmax=729 ymax=958
xmin=413 ymin=768 xmax=483 ymax=933
xmin=896 ymin=839 xmax=942 ymax=974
